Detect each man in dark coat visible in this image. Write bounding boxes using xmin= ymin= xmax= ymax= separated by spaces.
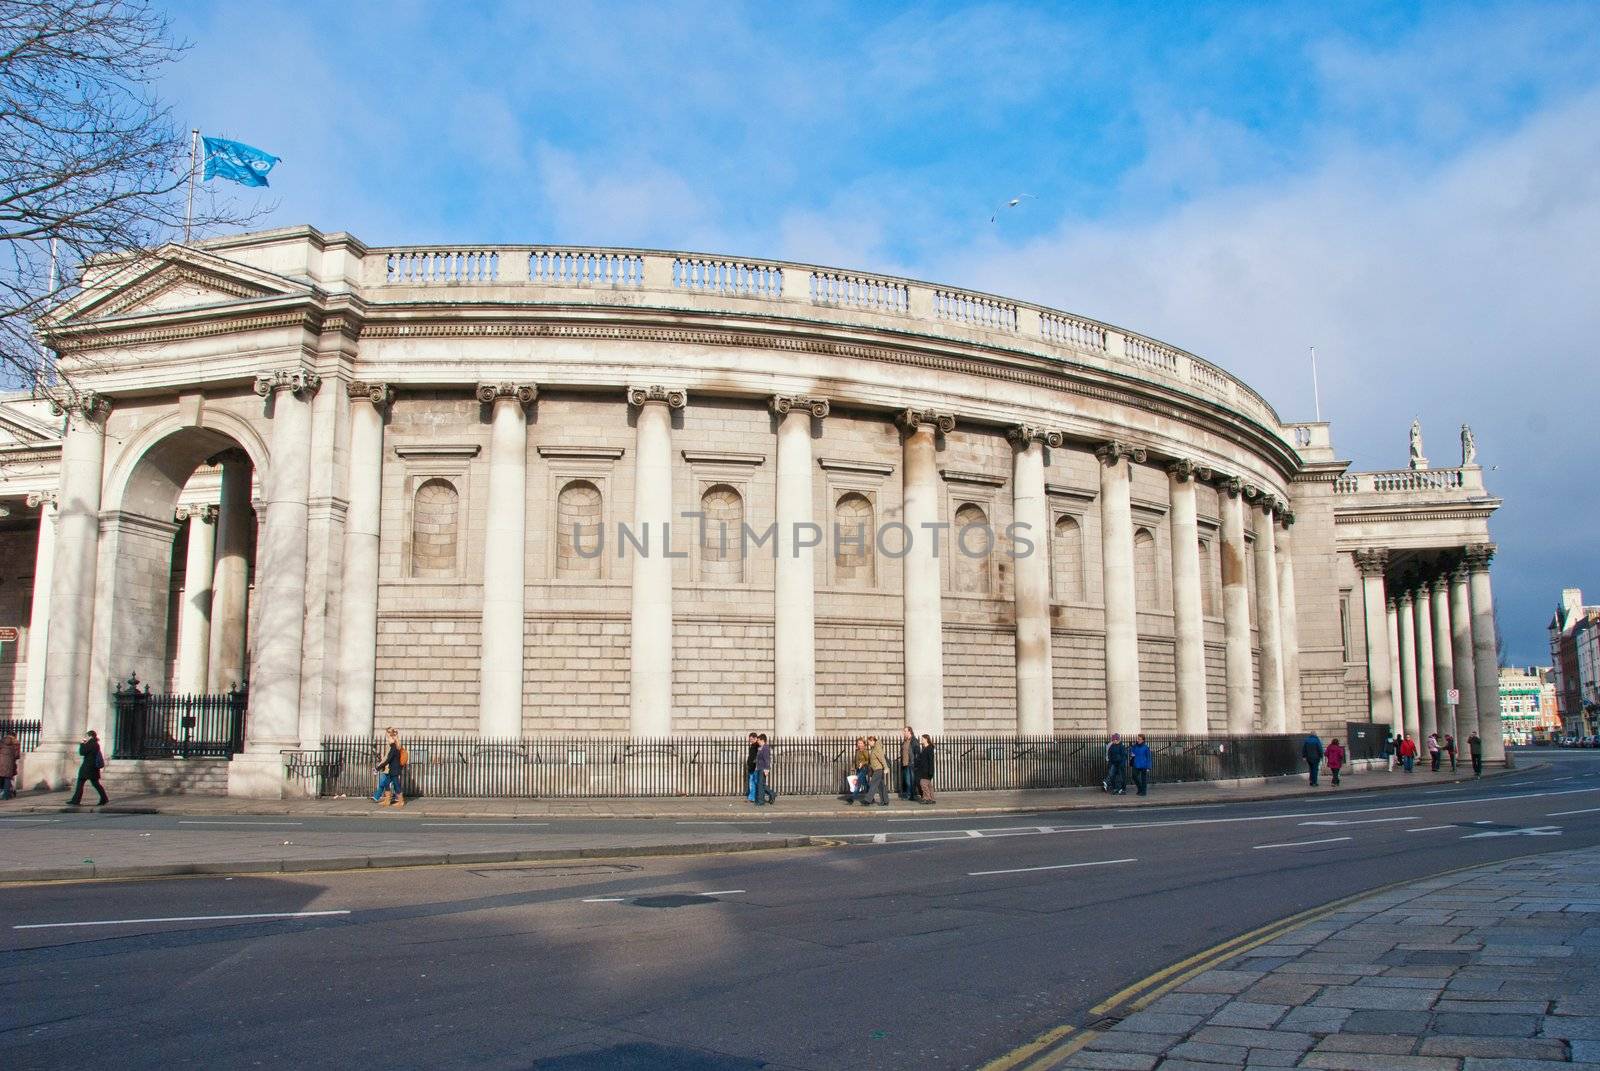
xmin=1105 ymin=734 xmax=1128 ymax=795
xmin=1302 ymin=732 xmax=1324 ymax=787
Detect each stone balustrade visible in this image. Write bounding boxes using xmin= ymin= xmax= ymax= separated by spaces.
xmin=359 ymin=244 xmax=1283 ymax=431
xmin=1334 ymin=467 xmax=1479 ymax=496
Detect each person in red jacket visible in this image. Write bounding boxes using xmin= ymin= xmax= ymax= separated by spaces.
xmin=1397 ymin=734 xmax=1418 ymax=773
xmin=1325 ymin=738 xmax=1347 ymax=787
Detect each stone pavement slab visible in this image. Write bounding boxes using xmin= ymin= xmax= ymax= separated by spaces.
xmin=1052 ymin=845 xmax=1600 ymax=1069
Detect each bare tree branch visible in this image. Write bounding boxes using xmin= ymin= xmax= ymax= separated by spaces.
xmin=0 ymin=0 xmax=268 ymax=393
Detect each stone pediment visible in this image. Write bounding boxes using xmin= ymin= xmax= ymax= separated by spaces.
xmin=52 ymin=244 xmax=316 ymax=325
xmin=0 ymin=402 xmax=57 ymax=448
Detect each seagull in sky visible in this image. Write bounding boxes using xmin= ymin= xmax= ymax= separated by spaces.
xmin=990 ymin=193 xmax=1035 ymax=223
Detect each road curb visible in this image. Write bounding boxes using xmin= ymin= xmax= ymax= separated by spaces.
xmin=0 ymin=836 xmax=821 ymax=885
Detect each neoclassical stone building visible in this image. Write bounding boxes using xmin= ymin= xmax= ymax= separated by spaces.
xmin=0 ymin=226 xmax=1504 ymax=795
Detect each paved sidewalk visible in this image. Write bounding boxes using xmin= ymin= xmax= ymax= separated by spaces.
xmin=1049 ymin=845 xmax=1600 ymax=1070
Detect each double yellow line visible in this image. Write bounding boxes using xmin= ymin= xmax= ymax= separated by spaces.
xmin=977 ymin=864 xmax=1487 ymax=1071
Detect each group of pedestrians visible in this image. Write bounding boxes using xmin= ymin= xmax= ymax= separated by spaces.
xmin=1102 ymin=733 xmax=1153 ymax=796
xmin=1303 ymin=728 xmax=1484 ymax=786
xmin=834 ymin=728 xmax=938 ymax=806
xmin=745 ymin=732 xmax=776 ymax=805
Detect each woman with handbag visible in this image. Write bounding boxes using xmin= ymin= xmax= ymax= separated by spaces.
xmin=68 ymin=730 xmax=109 ymax=806
xmin=914 ymin=734 xmax=936 ymax=804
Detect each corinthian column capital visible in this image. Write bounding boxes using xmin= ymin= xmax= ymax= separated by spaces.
xmin=26 ymin=490 xmax=58 ymax=511
xmin=770 ymin=394 xmax=830 ymax=419
xmin=347 ymin=380 xmax=394 ymax=409
xmin=1353 ymin=547 xmax=1390 ymax=577
xmin=254 ymin=367 xmax=321 ymax=399
xmin=1007 ymin=423 xmax=1062 ymax=449
xmin=1463 ymin=543 xmax=1496 ymax=570
xmin=476 ymin=383 xmax=537 ymax=406
xmin=896 ymin=407 xmax=956 ymax=435
xmin=49 ymin=388 xmax=110 ymax=420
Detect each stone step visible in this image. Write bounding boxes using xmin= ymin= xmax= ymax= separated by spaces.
xmin=107 ymin=758 xmax=233 ymax=796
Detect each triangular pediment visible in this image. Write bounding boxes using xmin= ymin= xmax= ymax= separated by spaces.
xmin=51 ymin=244 xmax=316 ymax=325
xmin=0 ymin=399 xmax=58 ymax=447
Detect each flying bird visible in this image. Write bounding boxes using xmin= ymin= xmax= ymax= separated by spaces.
xmin=990 ymin=194 xmax=1035 ymax=223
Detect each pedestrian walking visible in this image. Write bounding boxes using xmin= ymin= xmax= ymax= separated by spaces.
xmin=1467 ymin=732 xmax=1483 ymax=777
xmin=745 ymin=731 xmax=760 ymax=802
xmin=1444 ymin=734 xmax=1458 ymax=772
xmin=1398 ymin=734 xmax=1417 ymax=774
xmin=1302 ymin=731 xmax=1324 ymax=787
xmin=67 ymin=730 xmax=108 ymax=806
xmin=0 ymin=731 xmax=22 ymax=799
xmin=1105 ymin=733 xmax=1128 ymax=795
xmin=914 ymin=734 xmax=936 ymax=804
xmin=752 ymin=733 xmax=776 ymax=805
xmin=1382 ymin=731 xmax=1396 ymax=773
xmin=900 ymin=726 xmax=922 ymax=800
xmin=1129 ymin=733 xmax=1152 ymax=797
xmin=847 ymin=736 xmax=871 ymax=803
xmin=1427 ymin=731 xmax=1441 ymax=772
xmin=1326 ymin=737 xmax=1346 ymax=787
xmin=866 ymin=735 xmax=890 ymax=805
xmin=373 ymin=727 xmax=407 ymax=807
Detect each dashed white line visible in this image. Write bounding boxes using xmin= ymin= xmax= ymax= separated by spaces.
xmin=15 ymin=910 xmax=349 ymax=930
xmin=1300 ymin=816 xmax=1418 ymax=827
xmin=1407 ymin=825 xmax=1455 ymax=832
xmin=176 ymin=820 xmax=305 ymax=827
xmin=418 ymin=821 xmax=549 ymax=827
xmin=969 ymin=858 xmax=1137 ymax=877
xmin=699 ymin=890 xmax=745 ymax=896
xmin=1252 ymin=837 xmax=1352 ymax=850
xmin=580 ymin=898 xmax=626 ymax=903
xmin=0 ymin=817 xmax=56 ymax=823
xmin=1548 ymin=807 xmax=1600 ymax=817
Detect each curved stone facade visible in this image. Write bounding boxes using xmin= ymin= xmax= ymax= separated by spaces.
xmin=0 ymin=226 xmax=1505 ymax=794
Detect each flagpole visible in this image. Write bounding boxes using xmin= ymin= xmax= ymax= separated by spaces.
xmin=184 ymin=128 xmax=200 ymax=244
xmin=1310 ymin=345 xmax=1321 ymax=422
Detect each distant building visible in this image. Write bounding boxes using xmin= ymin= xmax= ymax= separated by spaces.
xmin=1549 ymin=589 xmax=1600 ymax=737
xmin=1498 ymin=665 xmax=1561 ymax=743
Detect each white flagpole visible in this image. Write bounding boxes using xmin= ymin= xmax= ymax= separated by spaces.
xmin=184 ymin=128 xmax=200 ymax=244
xmin=1310 ymin=345 xmax=1322 ymax=421
xmin=46 ymin=236 xmax=58 ymax=295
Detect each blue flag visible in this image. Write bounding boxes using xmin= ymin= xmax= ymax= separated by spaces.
xmin=202 ymin=136 xmax=280 ymax=188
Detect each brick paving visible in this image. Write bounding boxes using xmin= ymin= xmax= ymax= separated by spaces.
xmin=1054 ymin=845 xmax=1600 ymax=1070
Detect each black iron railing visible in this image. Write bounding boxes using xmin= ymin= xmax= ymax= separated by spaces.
xmin=299 ymin=732 xmax=1304 ymax=799
xmin=0 ymin=719 xmax=40 ymax=752
xmin=112 ymin=674 xmax=248 ymax=759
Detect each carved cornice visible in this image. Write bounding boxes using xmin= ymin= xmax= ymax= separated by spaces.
xmin=26 ymin=491 xmax=58 ymax=510
xmin=1006 ymin=423 xmax=1062 ymax=449
xmin=48 ymin=389 xmax=110 ymax=420
xmin=55 ymin=309 xmax=312 ymax=352
xmin=347 ymin=380 xmax=393 ymax=409
xmin=175 ymin=503 xmax=219 ymax=523
xmin=254 ymin=367 xmax=321 ymax=398
xmin=1463 ymin=542 xmax=1496 ymax=570
xmin=1352 ymin=547 xmax=1390 ymax=577
xmin=1167 ymin=458 xmax=1213 ymax=483
xmin=1094 ymin=440 xmax=1147 ymax=466
xmin=626 ymin=385 xmax=687 ymax=409
xmin=896 ymin=408 xmax=956 ymax=435
xmin=476 ymin=383 xmax=537 ymax=406
xmin=770 ymin=394 xmax=830 ymax=419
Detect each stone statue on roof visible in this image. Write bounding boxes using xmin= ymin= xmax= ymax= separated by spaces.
xmin=1408 ymin=419 xmax=1426 ymax=470
xmin=1461 ymin=423 xmax=1476 ymax=466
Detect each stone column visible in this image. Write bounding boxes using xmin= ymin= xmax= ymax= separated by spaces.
xmin=1353 ymin=549 xmax=1395 ymax=728
xmin=1220 ymin=479 xmax=1254 ymax=733
xmin=898 ymin=408 xmax=954 ymax=733
xmin=1009 ymin=424 xmax=1060 ymax=735
xmin=1430 ymin=575 xmax=1456 ymax=739
xmin=1396 ymin=589 xmax=1420 ymax=741
xmin=22 ymin=491 xmax=58 ymax=721
xmin=175 ymin=504 xmax=218 ymax=694
xmin=1386 ymin=598 xmax=1403 ymax=734
xmin=1097 ymin=441 xmax=1144 ymax=736
xmin=207 ymin=451 xmax=252 ymax=692
xmin=1414 ymin=584 xmax=1438 ymax=739
xmin=1449 ymin=561 xmax=1481 ymax=744
xmin=1253 ymin=496 xmax=1287 ymax=733
xmin=229 ymin=368 xmax=319 ymax=798
xmin=477 ymin=383 xmax=536 ymax=738
xmin=1274 ymin=512 xmax=1303 ymax=733
xmin=629 ymin=386 xmax=686 ymax=736
xmin=37 ymin=391 xmax=108 ymax=787
xmin=1167 ymin=460 xmax=1208 ymax=735
xmin=772 ymin=395 xmax=828 ymax=737
xmin=1466 ymin=544 xmax=1505 ymax=762
xmin=333 ymin=381 xmax=392 ymax=738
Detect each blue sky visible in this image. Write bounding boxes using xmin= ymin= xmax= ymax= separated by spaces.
xmin=162 ymin=1 xmax=1600 ymax=663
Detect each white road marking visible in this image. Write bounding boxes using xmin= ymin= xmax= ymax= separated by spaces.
xmin=675 ymin=821 xmax=769 ymax=826
xmin=176 ymin=820 xmax=305 ymax=827
xmin=15 ymin=910 xmax=350 ymax=930
xmin=969 ymin=858 xmax=1137 ymax=877
xmin=1462 ymin=825 xmax=1561 ymax=839
xmin=698 ymin=890 xmax=745 ymax=896
xmin=1548 ymin=807 xmax=1600 ymax=817
xmin=1252 ymin=837 xmax=1352 ymax=850
xmin=1407 ymin=825 xmax=1455 ymax=832
xmin=418 ymin=821 xmax=549 ymax=827
xmin=0 ymin=817 xmax=56 ymax=823
xmin=1300 ymin=816 xmax=1418 ymax=827
xmin=580 ymin=898 xmax=626 ymax=903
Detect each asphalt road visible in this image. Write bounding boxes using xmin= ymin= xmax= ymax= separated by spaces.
xmin=4 ymin=749 xmax=1599 ymax=1071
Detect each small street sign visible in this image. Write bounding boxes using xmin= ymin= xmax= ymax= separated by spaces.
xmin=0 ymin=626 xmax=18 ymax=643
xmin=1447 ymin=688 xmax=1460 ymax=704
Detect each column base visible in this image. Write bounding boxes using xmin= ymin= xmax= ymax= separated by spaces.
xmin=226 ymin=748 xmax=311 ymax=799
xmin=24 ymin=739 xmax=82 ymax=791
